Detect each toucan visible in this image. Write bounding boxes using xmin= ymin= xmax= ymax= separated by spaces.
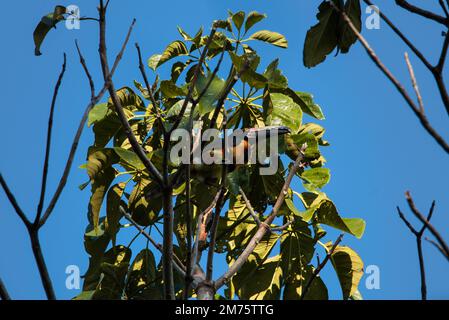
xmin=190 ymin=125 xmax=291 ymax=183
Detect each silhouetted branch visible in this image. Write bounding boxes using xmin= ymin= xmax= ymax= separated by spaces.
xmin=394 ymin=0 xmax=448 ymax=25
xmin=404 ymin=52 xmax=424 ymax=113
xmin=300 ymin=234 xmax=344 ymax=300
xmin=214 ymin=145 xmax=307 ymax=291
xmin=405 ymin=192 xmax=449 ymax=260
xmin=35 ymin=54 xmax=67 ymax=225
xmin=0 ymin=174 xmax=31 ymax=228
xmin=364 ymin=0 xmax=449 ymax=117
xmin=0 ymin=277 xmax=10 ymax=300
xmin=333 ymin=2 xmax=449 ymax=153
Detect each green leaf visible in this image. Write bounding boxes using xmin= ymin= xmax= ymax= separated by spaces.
xmin=296 ymin=92 xmax=325 ymax=120
xmin=195 ymin=72 xmax=226 ymax=115
xmin=308 ymin=197 xmax=366 ymax=238
xmin=86 ymin=148 xmax=118 ymax=182
xmin=266 ymin=93 xmax=302 ymax=133
xmin=231 ymin=11 xmax=245 ymax=31
xmin=88 ymin=166 xmax=116 ymax=230
xmin=339 ymin=0 xmax=362 ymax=53
xmin=129 ymin=178 xmax=161 ymax=226
xmin=263 ymin=59 xmax=288 ymax=89
xmin=249 ymin=30 xmax=288 ymax=48
xmin=327 ymin=244 xmax=364 ymax=300
xmin=283 ymin=265 xmax=328 ymax=300
xmin=148 ymin=41 xmax=188 ymax=70
xmin=105 ymin=183 xmax=125 ymax=247
xmin=88 ymin=103 xmax=109 ymax=127
xmin=73 ymin=291 xmax=95 ymax=300
xmin=303 ymin=1 xmax=339 ymax=68
xmin=92 ymin=246 xmax=132 ymax=299
xmin=245 ymin=11 xmax=267 ymax=33
xmin=160 ymin=80 xmax=188 ymax=98
xmin=301 ymin=167 xmax=330 ymax=189
xmin=148 ymin=54 xmax=162 ymax=71
xmin=237 ymin=256 xmax=283 ymax=300
xmin=33 ymin=5 xmax=66 ymax=56
xmin=113 ymin=147 xmax=145 ymax=170
xmin=126 ymin=249 xmax=158 ymax=299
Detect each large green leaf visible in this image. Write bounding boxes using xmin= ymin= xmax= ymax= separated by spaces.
xmin=338 ymin=0 xmax=362 ymax=53
xmin=148 ymin=41 xmax=188 ymax=70
xmin=105 ymin=183 xmax=125 ymax=247
xmin=113 ymin=147 xmax=145 ymax=171
xmin=88 ymin=166 xmax=116 ymax=230
xmin=266 ymin=93 xmax=302 ymax=133
xmin=160 ymin=80 xmax=188 ymax=98
xmin=129 ymin=178 xmax=161 ymax=226
xmin=231 ymin=11 xmax=245 ymax=31
xmin=249 ymin=30 xmax=288 ymax=48
xmin=263 ymin=59 xmax=288 ymax=89
xmin=327 ymin=244 xmax=364 ymax=299
xmin=283 ymin=265 xmax=328 ymax=300
xmin=86 ymin=148 xmax=118 ymax=182
xmin=92 ymin=246 xmax=132 ymax=300
xmin=303 ymin=1 xmax=339 ymax=68
xmin=126 ymin=249 xmax=159 ymax=299
xmin=237 ymin=256 xmax=283 ymax=300
xmin=301 ymin=167 xmax=331 ymax=189
xmin=33 ymin=5 xmax=66 ymax=56
xmin=195 ymin=72 xmax=226 ymax=115
xmin=245 ymin=11 xmax=267 ymax=33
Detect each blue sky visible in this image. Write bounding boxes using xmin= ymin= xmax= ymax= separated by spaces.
xmin=1 ymin=0 xmax=448 ymax=300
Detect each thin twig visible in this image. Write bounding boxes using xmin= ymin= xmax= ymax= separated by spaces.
xmin=0 ymin=174 xmax=31 ymax=227
xmin=0 ymin=277 xmax=11 ymax=300
xmin=300 ymin=234 xmax=344 ymax=300
xmin=425 ymin=237 xmax=449 ymax=260
xmin=395 ymin=0 xmax=448 ymax=25
xmin=364 ymin=0 xmax=449 ymax=116
xmin=404 ymin=52 xmax=424 ymax=113
xmin=121 ymin=207 xmax=186 ymax=274
xmin=333 ymin=2 xmax=449 ymax=153
xmin=239 ymin=187 xmax=261 ymax=227
xmin=405 ymin=192 xmax=449 ymax=259
xmin=214 ymin=145 xmax=307 ymax=290
xmin=35 ymin=53 xmax=67 ymax=226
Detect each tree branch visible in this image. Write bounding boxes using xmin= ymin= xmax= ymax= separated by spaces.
xmin=35 ymin=53 xmax=67 ymax=226
xmin=333 ymin=2 xmax=449 ymax=153
xmin=364 ymin=0 xmax=449 ymax=116
xmin=0 ymin=174 xmax=31 ymax=227
xmin=0 ymin=277 xmax=10 ymax=300
xmin=214 ymin=145 xmax=307 ymax=290
xmin=300 ymin=234 xmax=344 ymax=300
xmin=405 ymin=192 xmax=449 ymax=260
xmin=395 ymin=0 xmax=448 ymax=26
xmin=404 ymin=52 xmax=424 ymax=113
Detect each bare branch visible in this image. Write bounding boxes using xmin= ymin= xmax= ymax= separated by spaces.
xmin=439 ymin=0 xmax=449 ymax=19
xmin=364 ymin=0 xmax=449 ymax=116
xmin=0 ymin=277 xmax=10 ymax=300
xmin=121 ymin=207 xmax=186 ymax=274
xmin=214 ymin=145 xmax=307 ymax=290
xmin=239 ymin=186 xmax=261 ymax=227
xmin=0 ymin=174 xmax=31 ymax=227
xmin=300 ymin=234 xmax=344 ymax=300
xmin=75 ymin=40 xmax=95 ymax=98
xmin=404 ymin=52 xmax=424 ymax=113
xmin=395 ymin=0 xmax=448 ymax=25
xmin=35 ymin=54 xmax=67 ymax=225
xmin=425 ymin=237 xmax=449 ymax=261
xmin=333 ymin=2 xmax=449 ymax=153
xmin=405 ymin=192 xmax=449 ymax=259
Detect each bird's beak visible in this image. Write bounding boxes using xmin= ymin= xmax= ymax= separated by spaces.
xmin=245 ymin=126 xmax=291 ymax=139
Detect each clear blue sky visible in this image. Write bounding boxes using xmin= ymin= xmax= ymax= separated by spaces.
xmin=1 ymin=0 xmax=448 ymax=300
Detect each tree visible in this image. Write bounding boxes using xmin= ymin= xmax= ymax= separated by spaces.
xmin=302 ymin=0 xmax=449 ymax=300
xmin=1 ymin=1 xmax=366 ymax=300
